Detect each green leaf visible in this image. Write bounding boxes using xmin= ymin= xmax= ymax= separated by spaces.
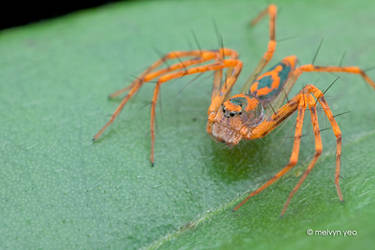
xmin=1 ymin=0 xmax=375 ymax=249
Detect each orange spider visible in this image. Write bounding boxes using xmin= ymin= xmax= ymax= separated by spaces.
xmin=93 ymin=4 xmax=375 ymax=216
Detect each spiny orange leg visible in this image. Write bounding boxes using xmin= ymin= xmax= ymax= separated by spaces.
xmin=108 ymin=50 xmax=219 ymax=98
xmin=107 ymin=51 xmax=202 ymax=99
xmin=211 ymin=69 xmax=223 ymax=100
xmin=241 ymin=4 xmax=277 ymax=92
xmin=234 ymin=84 xmax=344 ymax=215
xmin=280 ymin=85 xmax=344 ymax=216
xmin=308 ymin=86 xmax=343 ymax=202
xmin=151 ymin=59 xmax=243 ymax=165
xmin=211 ymin=44 xmax=225 ymax=100
xmin=280 ymin=92 xmax=322 ymax=216
xmin=108 ymin=81 xmax=138 ymax=99
xmin=294 ymin=64 xmax=375 ymax=90
xmin=108 ymin=49 xmax=237 ymax=99
xmin=93 ymin=49 xmax=239 ymax=142
xmin=233 ymin=92 xmax=307 ymax=212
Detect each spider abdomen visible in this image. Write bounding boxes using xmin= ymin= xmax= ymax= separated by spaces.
xmin=250 ymin=55 xmax=297 ymax=103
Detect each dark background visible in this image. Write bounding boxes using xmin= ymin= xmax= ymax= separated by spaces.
xmin=0 ymin=1 xmax=122 ymax=30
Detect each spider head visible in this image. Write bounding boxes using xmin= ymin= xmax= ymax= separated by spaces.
xmin=222 ymin=94 xmax=262 ymax=118
xmin=209 ymin=94 xmax=264 ymax=145
xmin=222 ymin=95 xmax=248 ymax=118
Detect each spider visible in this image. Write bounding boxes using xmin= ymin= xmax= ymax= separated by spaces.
xmin=93 ymin=4 xmax=375 ymax=216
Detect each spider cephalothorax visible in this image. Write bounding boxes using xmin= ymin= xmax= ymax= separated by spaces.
xmin=210 ymin=94 xmax=264 ymax=145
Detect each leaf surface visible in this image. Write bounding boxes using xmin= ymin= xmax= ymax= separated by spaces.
xmin=1 ymin=0 xmax=375 ymax=249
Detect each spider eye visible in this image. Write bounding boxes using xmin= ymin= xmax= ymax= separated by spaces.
xmin=230 ymin=112 xmax=235 ymax=117
xmin=239 ymin=112 xmax=242 ymax=115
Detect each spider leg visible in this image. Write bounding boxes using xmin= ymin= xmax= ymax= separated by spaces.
xmin=241 ymin=4 xmax=277 ymax=92
xmin=150 ymin=59 xmax=243 ymax=165
xmin=307 ymin=85 xmax=343 ymax=201
xmin=211 ymin=68 xmax=223 ymax=100
xmin=294 ymin=64 xmax=375 ymax=89
xmin=210 ymin=40 xmax=238 ymax=100
xmin=109 ymin=49 xmax=237 ymax=99
xmin=211 ymin=44 xmax=226 ymax=100
xmin=93 ymin=49 xmax=238 ymax=141
xmin=233 ymin=92 xmax=307 ymax=211
xmin=108 ymin=51 xmax=204 ymax=99
xmin=281 ymin=85 xmax=343 ymax=215
xmin=280 ymin=92 xmax=323 ymax=216
xmin=207 ymin=59 xmax=243 ymax=128
xmin=268 ymin=63 xmax=375 ymax=115
xmin=235 ymin=84 xmax=344 ymax=215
